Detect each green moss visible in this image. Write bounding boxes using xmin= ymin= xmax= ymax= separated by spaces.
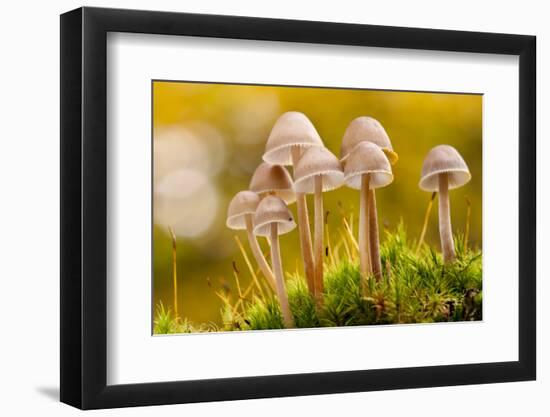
xmin=153 ymin=301 xmax=219 ymax=334
xmin=154 ymin=222 xmax=482 ymax=333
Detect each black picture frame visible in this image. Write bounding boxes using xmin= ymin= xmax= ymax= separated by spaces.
xmin=60 ymin=6 xmax=536 ymax=410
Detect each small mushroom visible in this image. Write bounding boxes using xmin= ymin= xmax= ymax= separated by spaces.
xmin=263 ymin=111 xmax=324 ymax=295
xmin=226 ymin=191 xmax=277 ymax=291
xmin=249 ymin=162 xmax=295 ymax=204
xmin=344 ymin=142 xmax=393 ymax=284
xmin=253 ymin=196 xmax=297 ymax=328
xmin=419 ymin=145 xmax=471 ymax=263
xmin=294 ymin=147 xmax=344 ymax=299
xmin=340 ymin=116 xmax=398 ymax=166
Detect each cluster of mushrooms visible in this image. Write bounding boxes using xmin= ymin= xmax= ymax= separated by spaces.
xmin=226 ymin=112 xmax=471 ymax=328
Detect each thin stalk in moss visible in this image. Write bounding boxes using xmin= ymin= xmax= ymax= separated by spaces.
xmin=234 ymin=236 xmax=267 ymax=299
xmin=168 ymin=227 xmax=179 ymax=320
xmin=416 ymin=192 xmax=436 ymax=254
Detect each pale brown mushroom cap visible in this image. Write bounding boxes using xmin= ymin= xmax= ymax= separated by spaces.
xmin=419 ymin=145 xmax=471 ymax=191
xmin=344 ymin=142 xmax=394 ymax=190
xmin=263 ymin=111 xmax=324 ymax=165
xmin=293 ymin=146 xmax=344 ymax=194
xmin=253 ymin=195 xmax=297 ymax=237
xmin=226 ymin=190 xmax=260 ymax=230
xmin=340 ymin=116 xmax=398 ymax=164
xmin=249 ymin=162 xmax=296 ymax=204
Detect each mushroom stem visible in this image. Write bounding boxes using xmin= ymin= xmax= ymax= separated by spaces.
xmin=438 ymin=173 xmax=456 ymax=263
xmin=291 ymin=147 xmax=315 ymax=296
xmin=416 ymin=191 xmax=437 ymax=254
xmin=245 ymin=214 xmax=277 ymax=292
xmin=168 ymin=227 xmax=179 ymax=319
xmin=314 ymin=175 xmax=324 ymax=299
xmin=359 ymin=174 xmax=372 ymax=287
xmin=270 ymin=223 xmax=294 ymax=328
xmin=368 ymin=189 xmax=382 ymax=281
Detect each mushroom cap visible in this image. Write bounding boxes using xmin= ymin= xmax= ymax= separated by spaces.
xmin=293 ymin=146 xmax=344 ymax=194
xmin=253 ymin=195 xmax=297 ymax=237
xmin=344 ymin=142 xmax=394 ymax=190
xmin=340 ymin=116 xmax=398 ymax=164
xmin=226 ymin=190 xmax=260 ymax=230
xmin=249 ymin=162 xmax=296 ymax=204
xmin=419 ymin=145 xmax=471 ymax=191
xmin=263 ymin=111 xmax=324 ymax=165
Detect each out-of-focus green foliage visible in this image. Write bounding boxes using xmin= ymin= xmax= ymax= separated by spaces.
xmin=153 ymin=81 xmax=482 ymax=327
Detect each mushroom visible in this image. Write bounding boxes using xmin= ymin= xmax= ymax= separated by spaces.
xmin=226 ymin=191 xmax=277 ymax=291
xmin=341 ymin=117 xmax=397 ymax=281
xmin=419 ymin=145 xmax=471 ymax=263
xmin=344 ymin=142 xmax=393 ymax=284
xmin=263 ymin=111 xmax=324 ymax=295
xmin=253 ymin=196 xmax=297 ymax=328
xmin=249 ymin=162 xmax=296 ymax=204
xmin=340 ymin=116 xmax=398 ymax=166
xmin=294 ymin=147 xmax=344 ymax=299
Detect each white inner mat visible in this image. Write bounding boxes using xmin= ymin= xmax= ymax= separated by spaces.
xmin=107 ymin=32 xmax=519 ymax=385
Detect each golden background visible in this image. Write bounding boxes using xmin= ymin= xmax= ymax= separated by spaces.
xmin=153 ymin=81 xmax=482 ymax=326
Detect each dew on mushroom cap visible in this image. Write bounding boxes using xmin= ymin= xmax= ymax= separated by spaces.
xmin=249 ymin=162 xmax=296 ymax=204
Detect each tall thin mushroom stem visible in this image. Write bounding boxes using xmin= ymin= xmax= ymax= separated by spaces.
xmin=270 ymin=223 xmax=294 ymax=328
xmin=245 ymin=214 xmax=277 ymax=291
xmin=291 ymin=147 xmax=315 ymax=295
xmin=368 ymin=189 xmax=383 ymax=281
xmin=359 ymin=174 xmax=372 ymax=289
xmin=314 ymin=175 xmax=324 ymax=299
xmin=168 ymin=227 xmax=179 ymax=319
xmin=438 ymin=173 xmax=456 ymax=263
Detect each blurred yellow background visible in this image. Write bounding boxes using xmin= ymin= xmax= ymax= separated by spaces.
xmin=153 ymin=81 xmax=482 ymax=326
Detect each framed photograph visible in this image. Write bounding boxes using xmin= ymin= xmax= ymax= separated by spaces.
xmin=60 ymin=6 xmax=536 ymax=409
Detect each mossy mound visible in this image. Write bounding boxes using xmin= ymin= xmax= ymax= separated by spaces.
xmin=154 ymin=223 xmax=482 ymax=334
